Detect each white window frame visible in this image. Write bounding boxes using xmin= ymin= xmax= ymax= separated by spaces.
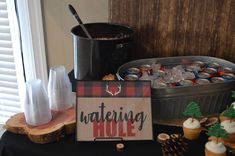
xmin=16 ymin=0 xmax=48 ymax=86
xmin=7 ymin=0 xmax=25 ymax=106
xmin=0 ymin=0 xmax=47 ymax=129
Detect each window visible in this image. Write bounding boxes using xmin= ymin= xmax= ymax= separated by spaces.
xmin=0 ymin=0 xmax=47 ymax=124
xmin=0 ymin=0 xmax=24 ymax=123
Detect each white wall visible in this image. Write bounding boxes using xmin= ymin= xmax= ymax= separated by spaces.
xmin=41 ymin=0 xmax=109 ymax=72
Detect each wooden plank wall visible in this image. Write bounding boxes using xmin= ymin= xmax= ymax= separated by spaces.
xmin=109 ymin=0 xmax=235 ymax=63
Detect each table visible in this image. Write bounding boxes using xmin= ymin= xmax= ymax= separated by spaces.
xmin=0 ymin=124 xmax=211 ymax=156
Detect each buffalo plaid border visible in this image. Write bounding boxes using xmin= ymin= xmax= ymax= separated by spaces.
xmin=76 ymin=81 xmax=151 ymax=97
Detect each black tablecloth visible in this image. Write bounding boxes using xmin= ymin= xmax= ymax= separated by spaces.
xmin=0 ymin=124 xmax=211 ymax=156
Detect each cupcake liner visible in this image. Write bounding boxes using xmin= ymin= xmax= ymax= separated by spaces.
xmin=205 ymin=148 xmax=227 ymax=156
xmin=183 ymin=126 xmax=201 ymax=140
xmin=224 ymin=133 xmax=235 ymax=143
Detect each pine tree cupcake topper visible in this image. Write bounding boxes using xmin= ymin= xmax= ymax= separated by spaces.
xmin=223 ymin=105 xmax=235 ymax=122
xmin=183 ymin=101 xmax=202 ymax=121
xmin=205 ymin=123 xmax=228 ymax=156
xmin=182 ymin=101 xmax=203 ymax=140
xmin=220 ymin=91 xmax=235 ymax=123
xmin=207 ymin=123 xmax=229 ymax=144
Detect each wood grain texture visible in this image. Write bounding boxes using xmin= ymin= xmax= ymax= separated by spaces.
xmin=109 ymin=0 xmax=235 ymax=63
xmin=4 ymin=108 xmax=76 ymax=144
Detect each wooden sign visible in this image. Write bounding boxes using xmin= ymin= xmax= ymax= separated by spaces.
xmin=76 ymin=81 xmax=153 ymax=141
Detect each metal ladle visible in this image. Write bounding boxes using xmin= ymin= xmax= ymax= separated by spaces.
xmin=68 ymin=4 xmax=92 ymax=39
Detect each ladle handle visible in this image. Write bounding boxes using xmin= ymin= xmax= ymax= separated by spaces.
xmin=68 ymin=4 xmax=92 ymax=39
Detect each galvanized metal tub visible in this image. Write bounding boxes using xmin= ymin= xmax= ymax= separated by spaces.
xmin=116 ymin=56 xmax=235 ymax=122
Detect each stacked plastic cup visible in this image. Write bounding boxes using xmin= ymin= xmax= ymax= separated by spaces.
xmin=48 ymin=66 xmax=73 ymax=111
xmin=24 ymin=79 xmax=52 ymax=126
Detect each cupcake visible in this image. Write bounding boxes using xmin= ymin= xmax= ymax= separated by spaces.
xmin=183 ymin=118 xmax=201 ymax=140
xmin=220 ymin=120 xmax=235 ymax=143
xmin=182 ymin=101 xmax=203 ymax=140
xmin=220 ymin=102 xmax=235 ymax=122
xmin=205 ymin=123 xmax=228 ymax=156
xmin=205 ymin=141 xmax=226 ymax=156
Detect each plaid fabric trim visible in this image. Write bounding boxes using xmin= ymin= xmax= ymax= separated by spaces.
xmin=76 ymin=81 xmax=151 ymax=97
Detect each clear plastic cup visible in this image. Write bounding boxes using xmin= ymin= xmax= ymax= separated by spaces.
xmin=24 ymin=79 xmax=52 ymax=126
xmin=48 ymin=66 xmax=73 ymax=111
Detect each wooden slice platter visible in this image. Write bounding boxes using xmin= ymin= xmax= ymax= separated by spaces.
xmin=4 ymin=107 xmax=76 ymax=144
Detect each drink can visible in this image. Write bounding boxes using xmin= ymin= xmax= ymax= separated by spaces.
xmin=193 ymin=61 xmax=205 ymax=67
xmin=178 ymin=80 xmax=194 ymax=86
xmin=195 ymin=79 xmax=210 ymax=85
xmin=210 ymin=77 xmax=226 ymax=83
xmin=126 ymin=67 xmax=140 ymax=76
xmin=160 ymin=65 xmax=165 ymax=71
xmin=197 ymin=72 xmax=211 ymax=79
xmin=185 ymin=65 xmax=201 ymax=72
xmin=222 ymin=73 xmax=235 ymax=80
xmin=207 ymin=62 xmax=220 ymax=69
xmin=218 ymin=67 xmax=233 ymax=73
xmin=204 ymin=67 xmax=217 ymax=74
xmin=139 ymin=64 xmax=152 ymax=74
xmin=124 ymin=74 xmax=139 ymax=81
